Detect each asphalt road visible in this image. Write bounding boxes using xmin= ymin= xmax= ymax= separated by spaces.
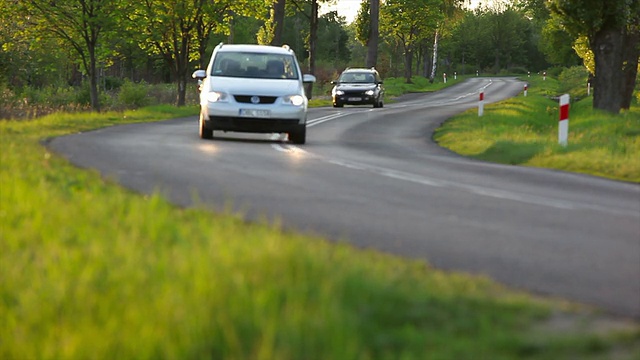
xmin=48 ymin=77 xmax=640 ymax=319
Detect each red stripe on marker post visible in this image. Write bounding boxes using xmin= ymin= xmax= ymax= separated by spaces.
xmin=478 ymin=91 xmax=484 ymax=116
xmin=558 ymin=94 xmax=569 ymax=146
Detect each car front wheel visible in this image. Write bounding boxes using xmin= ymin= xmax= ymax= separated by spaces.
xmin=199 ymin=113 xmax=213 ymax=139
xmin=289 ymin=125 xmax=306 ymax=144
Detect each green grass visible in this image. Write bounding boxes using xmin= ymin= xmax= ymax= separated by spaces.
xmin=2 ymin=97 xmax=640 ymax=359
xmin=383 ymin=75 xmax=469 ymax=98
xmin=434 ymin=77 xmax=640 ymax=182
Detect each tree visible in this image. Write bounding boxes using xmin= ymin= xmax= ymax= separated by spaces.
xmin=354 ymin=1 xmax=370 ymax=52
xmin=289 ymin=0 xmax=335 ymax=98
xmin=354 ymin=0 xmax=380 ymax=68
xmin=483 ymin=4 xmax=527 ymax=73
xmin=449 ymin=10 xmax=487 ymax=73
xmin=273 ymin=0 xmax=287 ymax=45
xmin=428 ymin=0 xmax=463 ymax=82
xmin=316 ymin=12 xmax=351 ymax=65
xmin=548 ymin=0 xmax=640 ymax=113
xmin=130 ymin=0 xmax=269 ymax=106
xmin=380 ymin=0 xmax=441 ymax=83
xmin=259 ymin=0 xmax=286 ymax=46
xmin=539 ymin=15 xmax=582 ymax=66
xmin=367 ymin=0 xmax=380 ymax=68
xmin=25 ymin=0 xmax=123 ymax=111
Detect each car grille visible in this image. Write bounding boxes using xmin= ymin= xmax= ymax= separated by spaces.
xmin=342 ymin=90 xmax=369 ymax=96
xmin=234 ymin=95 xmax=277 ymax=104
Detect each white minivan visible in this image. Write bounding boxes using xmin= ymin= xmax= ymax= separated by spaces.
xmin=192 ymin=43 xmax=316 ymax=144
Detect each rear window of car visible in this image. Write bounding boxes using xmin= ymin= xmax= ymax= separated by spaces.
xmin=211 ymin=52 xmax=299 ymax=80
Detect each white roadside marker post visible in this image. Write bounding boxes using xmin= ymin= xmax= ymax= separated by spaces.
xmin=454 ymin=71 xmax=457 ymax=80
xmin=559 ymin=94 xmax=570 ymax=147
xmin=443 ymin=73 xmax=447 ymax=83
xmin=479 ymin=91 xmax=485 ymax=117
xmin=524 ymin=84 xmax=528 ymax=97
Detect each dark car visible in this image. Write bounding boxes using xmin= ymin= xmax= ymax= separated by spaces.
xmin=331 ymin=68 xmax=384 ymax=108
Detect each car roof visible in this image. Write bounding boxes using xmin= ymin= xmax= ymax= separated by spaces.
xmin=216 ymin=44 xmax=294 ymax=55
xmin=342 ymin=68 xmax=378 ymax=73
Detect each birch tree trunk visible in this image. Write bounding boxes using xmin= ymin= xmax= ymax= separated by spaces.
xmin=429 ymin=29 xmax=439 ymax=83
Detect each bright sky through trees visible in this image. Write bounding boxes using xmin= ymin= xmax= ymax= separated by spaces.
xmin=321 ymin=0 xmax=503 ymax=24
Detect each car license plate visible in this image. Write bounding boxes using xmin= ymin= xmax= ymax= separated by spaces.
xmin=239 ymin=109 xmax=271 ymax=118
xmin=348 ymin=97 xmax=361 ymax=101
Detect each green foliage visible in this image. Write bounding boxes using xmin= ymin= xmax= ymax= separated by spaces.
xmin=316 ymin=12 xmax=351 ymax=64
xmin=118 ymin=79 xmax=150 ymax=108
xmin=558 ymin=66 xmax=589 ymax=99
xmin=572 ymin=36 xmax=594 ymax=74
xmin=508 ymin=66 xmax=530 ymax=75
xmin=449 ymin=7 xmax=550 ymax=74
xmin=2 ymin=106 xmax=639 ymax=359
xmin=0 ymin=83 xmax=200 ymax=120
xmin=539 ymin=15 xmax=582 ymax=66
xmin=354 ymin=0 xmax=370 ymax=46
xmin=547 ymin=0 xmax=633 ymax=38
xmin=380 ymin=0 xmax=441 ymax=50
xmin=257 ymin=9 xmax=276 ymax=45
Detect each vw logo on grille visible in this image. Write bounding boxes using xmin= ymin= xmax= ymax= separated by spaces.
xmin=251 ymin=96 xmax=260 ymax=104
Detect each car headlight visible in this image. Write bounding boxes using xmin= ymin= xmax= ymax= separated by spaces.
xmin=365 ymin=90 xmax=375 ymax=96
xmin=207 ymin=91 xmax=228 ymax=103
xmin=334 ymin=90 xmax=344 ymax=96
xmin=284 ymin=94 xmax=305 ymax=106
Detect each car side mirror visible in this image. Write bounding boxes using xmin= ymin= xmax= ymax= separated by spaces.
xmin=192 ymin=69 xmax=206 ymax=79
xmin=303 ymin=74 xmax=316 ymax=83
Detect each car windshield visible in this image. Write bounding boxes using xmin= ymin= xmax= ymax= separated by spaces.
xmin=211 ymin=52 xmax=299 ymax=80
xmin=339 ymin=72 xmax=376 ymax=83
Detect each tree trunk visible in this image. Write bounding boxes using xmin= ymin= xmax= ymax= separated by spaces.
xmin=89 ymin=47 xmax=100 ymax=112
xmin=404 ymin=47 xmax=413 ymax=83
xmin=272 ymin=0 xmax=286 ymax=46
xmin=228 ymin=12 xmax=235 ymax=43
xmin=305 ymin=0 xmax=318 ymax=98
xmin=429 ymin=29 xmax=439 ymax=83
xmin=177 ymin=76 xmax=187 ymax=107
xmin=493 ymin=49 xmax=500 ymax=74
xmin=176 ymin=36 xmax=189 ymax=106
xmin=621 ymin=27 xmax=639 ymax=109
xmin=591 ymin=27 xmax=623 ymax=113
xmin=366 ymin=0 xmax=379 ymax=68
xmin=309 ymin=0 xmax=318 ymax=74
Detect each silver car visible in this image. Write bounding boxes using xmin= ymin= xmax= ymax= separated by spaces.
xmin=192 ymin=43 xmax=316 ymax=144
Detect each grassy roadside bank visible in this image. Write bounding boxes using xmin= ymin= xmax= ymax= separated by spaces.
xmin=2 ymin=95 xmax=639 ymax=358
xmin=434 ymin=76 xmax=640 ymax=183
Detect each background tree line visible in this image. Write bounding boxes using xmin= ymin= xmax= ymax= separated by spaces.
xmin=0 ymin=0 xmax=637 ymax=117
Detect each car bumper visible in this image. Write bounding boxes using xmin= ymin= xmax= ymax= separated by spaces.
xmin=333 ymin=95 xmax=376 ymax=105
xmin=204 ymin=116 xmax=304 ymax=133
xmin=203 ymin=102 xmax=306 ymax=133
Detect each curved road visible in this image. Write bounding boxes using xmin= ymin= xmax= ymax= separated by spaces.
xmin=49 ymin=78 xmax=640 ymax=319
